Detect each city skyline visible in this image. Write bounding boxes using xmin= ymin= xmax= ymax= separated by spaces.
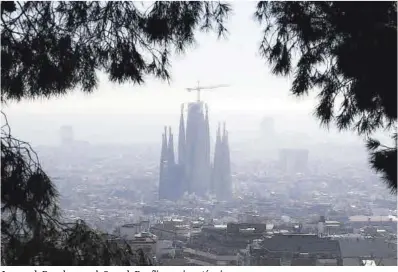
xmin=2 ymin=1 xmax=396 ymax=267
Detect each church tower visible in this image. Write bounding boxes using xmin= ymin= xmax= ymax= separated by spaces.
xmin=167 ymin=126 xmax=175 ymax=165
xmin=212 ymin=123 xmax=222 ymax=195
xmin=178 ymin=104 xmax=186 ymax=166
xmin=221 ymin=122 xmax=232 ymax=200
xmin=204 ymin=104 xmax=211 ymax=186
xmin=158 ymin=90 xmax=231 ymax=201
xmin=158 ymin=127 xmax=168 ymax=199
xmin=212 ymin=122 xmax=232 ymax=200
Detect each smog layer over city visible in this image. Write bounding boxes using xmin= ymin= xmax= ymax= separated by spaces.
xmin=1 ymin=1 xmax=397 ymax=267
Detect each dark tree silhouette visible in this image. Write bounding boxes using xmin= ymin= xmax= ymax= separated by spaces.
xmin=1 ymin=112 xmax=153 ymax=265
xmin=1 ymin=1 xmax=230 ymax=100
xmin=1 ymin=1 xmax=230 ymax=265
xmin=255 ymin=1 xmax=397 ymax=193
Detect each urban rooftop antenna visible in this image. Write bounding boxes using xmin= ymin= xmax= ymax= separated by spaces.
xmin=186 ymin=81 xmax=229 ymax=102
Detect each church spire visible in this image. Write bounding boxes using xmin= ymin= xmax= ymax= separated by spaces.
xmin=212 ymin=122 xmax=222 ymax=193
xmin=215 ymin=122 xmax=222 ymax=158
xmin=160 ymin=128 xmax=168 ymax=164
xmin=222 ymin=123 xmax=230 ymax=159
xmin=159 ymin=129 xmax=168 ymax=199
xmin=222 ymin=122 xmax=226 ymax=142
xmin=212 ymin=121 xmax=232 ymax=201
xmin=168 ymin=126 xmax=175 ymax=165
xmin=204 ymin=104 xmax=210 ymax=161
xmin=221 ymin=123 xmax=232 ymax=200
xmin=178 ymin=104 xmax=186 ymax=165
xmin=216 ymin=122 xmax=221 ymax=143
xmin=203 ymin=103 xmax=211 ymax=195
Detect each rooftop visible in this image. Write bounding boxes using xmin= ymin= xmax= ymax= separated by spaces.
xmin=337 ymin=238 xmax=397 ymax=258
xmin=349 ymin=215 xmax=397 ymax=222
xmin=257 ymin=235 xmax=341 ymax=257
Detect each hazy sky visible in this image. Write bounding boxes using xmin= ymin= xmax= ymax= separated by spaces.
xmin=5 ymin=2 xmax=315 ymax=115
xmin=3 ymin=2 xmax=387 ymax=145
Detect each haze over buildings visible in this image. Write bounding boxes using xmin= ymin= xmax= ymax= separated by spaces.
xmin=2 ymin=1 xmax=396 ymax=267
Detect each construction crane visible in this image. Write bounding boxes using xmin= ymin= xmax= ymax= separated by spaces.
xmin=186 ymin=81 xmax=229 ymax=102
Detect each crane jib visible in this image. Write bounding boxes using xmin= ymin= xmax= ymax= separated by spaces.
xmin=185 ymin=84 xmax=229 ymax=102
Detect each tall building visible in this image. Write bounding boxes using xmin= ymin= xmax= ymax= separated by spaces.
xmin=159 ymin=101 xmax=232 ymax=201
xmin=278 ymin=148 xmax=309 ymax=174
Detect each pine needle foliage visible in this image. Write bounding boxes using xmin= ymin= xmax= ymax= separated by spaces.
xmin=255 ymin=1 xmax=397 ymax=192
